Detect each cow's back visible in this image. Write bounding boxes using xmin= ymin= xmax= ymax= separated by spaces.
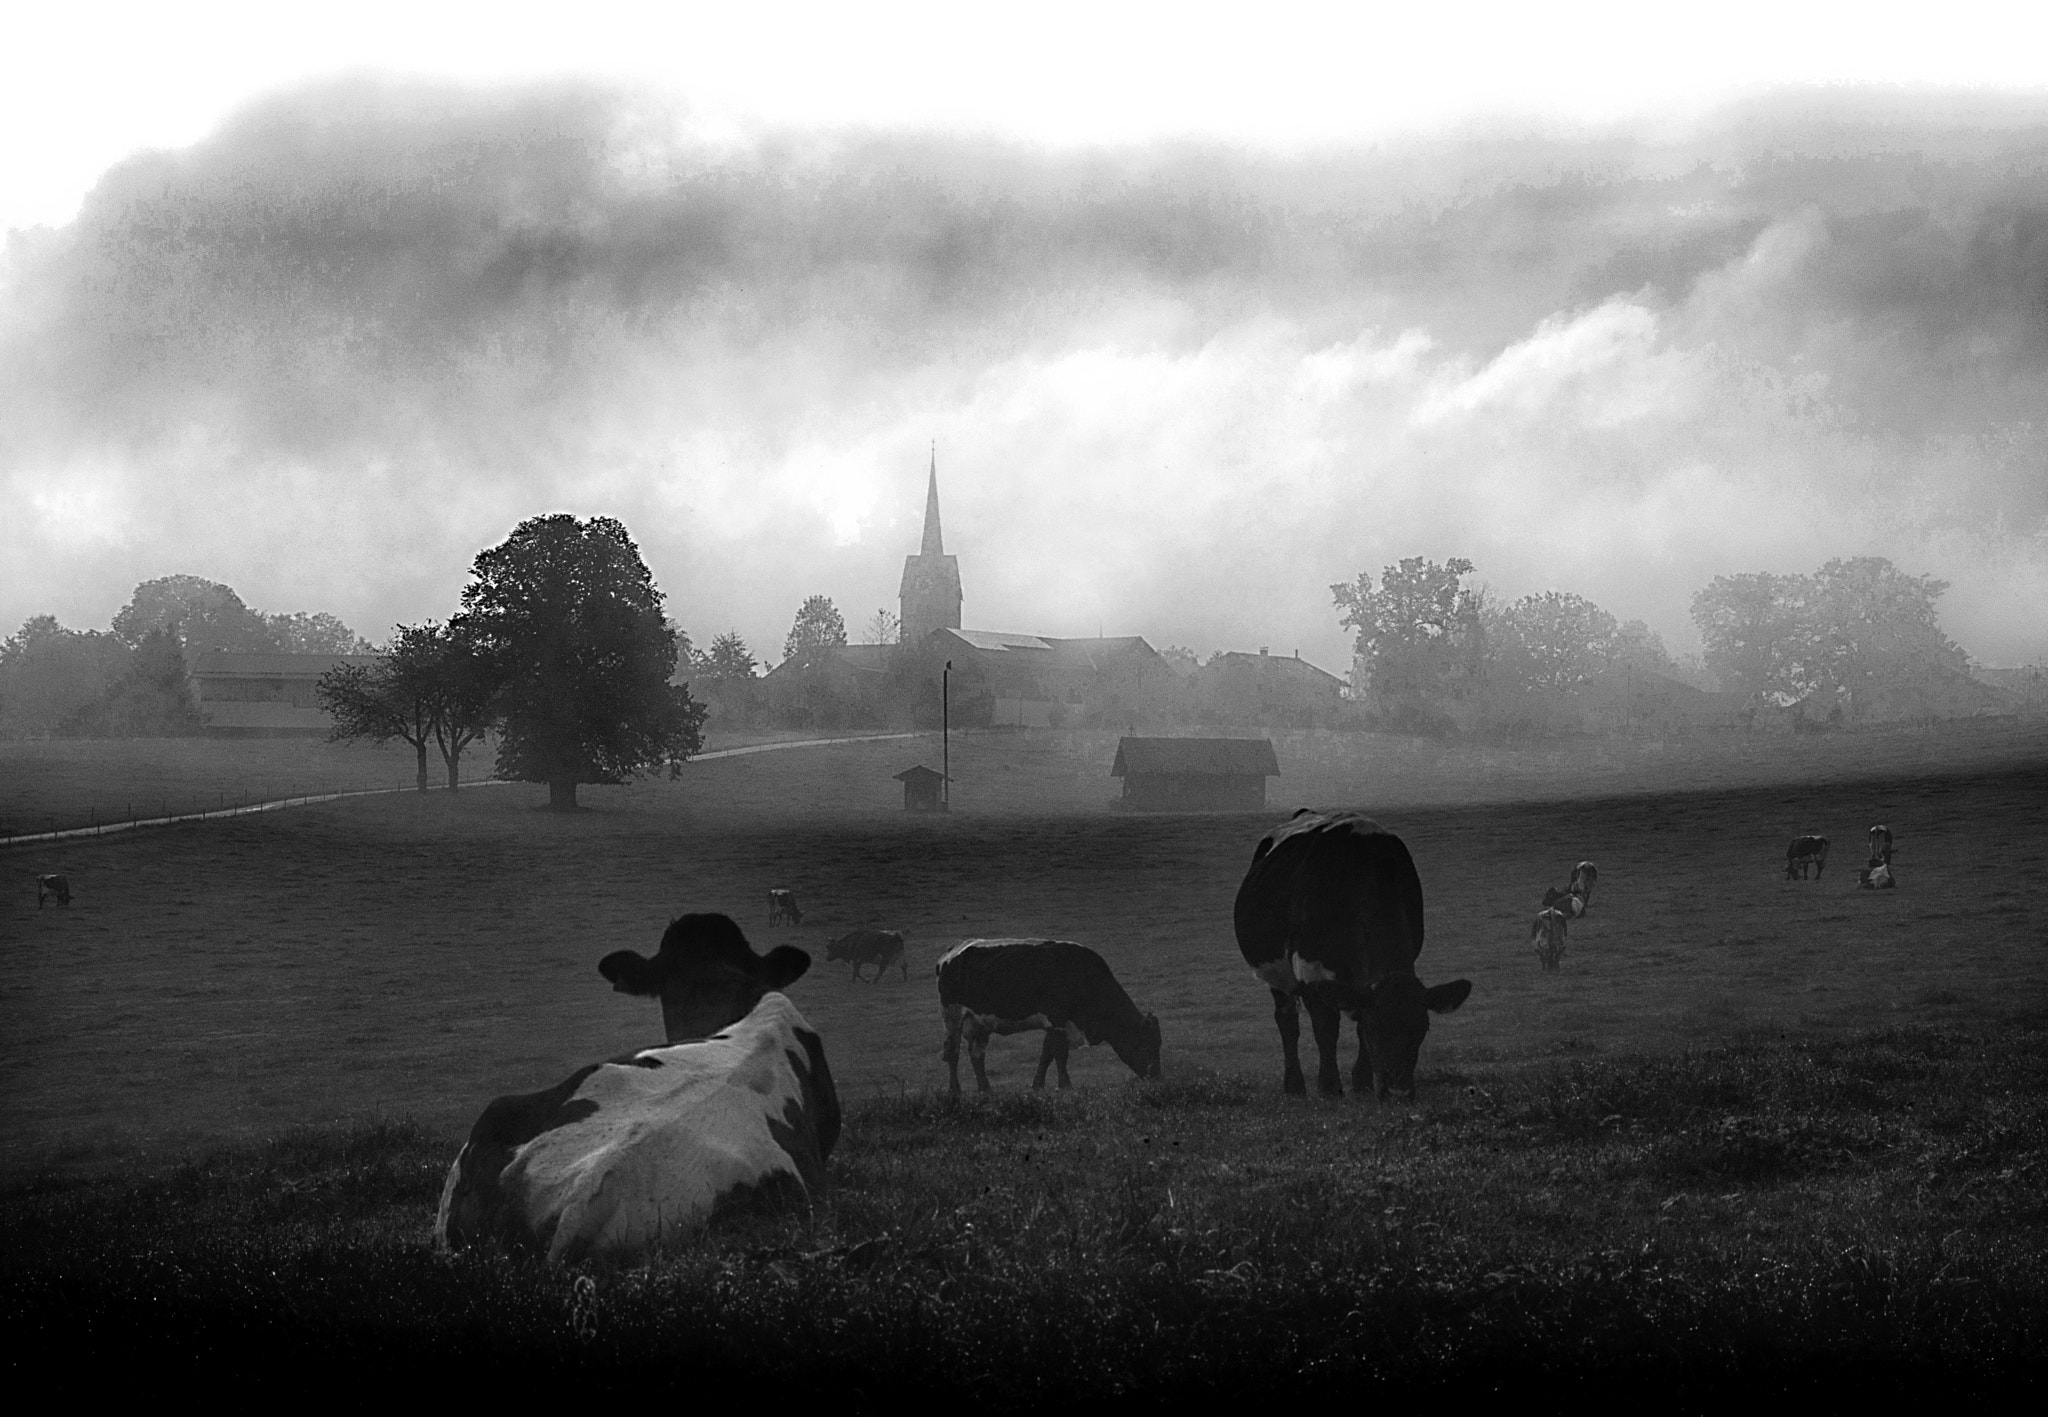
xmin=936 ymin=938 xmax=1119 ymax=1022
xmin=436 ymin=993 xmax=838 ymax=1263
xmin=1234 ymin=811 xmax=1425 ymax=983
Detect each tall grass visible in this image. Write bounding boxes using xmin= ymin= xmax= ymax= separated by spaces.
xmin=7 ymin=1018 xmax=2044 ymax=1400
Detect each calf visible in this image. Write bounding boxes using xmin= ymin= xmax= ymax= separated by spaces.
xmin=1785 ymin=835 xmax=1830 ymax=881
xmin=826 ymin=928 xmax=908 ymax=982
xmin=1858 ymin=860 xmax=1896 ymax=889
xmin=36 ymin=874 xmax=71 ymax=908
xmin=767 ymin=889 xmax=803 ymax=926
xmin=936 ymin=938 xmax=1161 ymax=1094
xmin=1531 ymin=907 xmax=1568 ymax=972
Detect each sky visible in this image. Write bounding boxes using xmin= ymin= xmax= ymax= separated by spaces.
xmin=8 ymin=3 xmax=2048 ymax=671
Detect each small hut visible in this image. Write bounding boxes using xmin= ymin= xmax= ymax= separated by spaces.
xmin=893 ymin=764 xmax=948 ymax=812
xmin=1110 ymin=737 xmax=1281 ymax=811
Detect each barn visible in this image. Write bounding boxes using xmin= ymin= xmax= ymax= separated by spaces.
xmin=1110 ymin=736 xmax=1281 ymax=811
xmin=187 ymin=651 xmax=383 ymax=735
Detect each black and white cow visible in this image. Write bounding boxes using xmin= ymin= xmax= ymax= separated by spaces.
xmin=435 ymin=914 xmax=838 ymax=1264
xmin=767 ymin=889 xmax=803 ymax=926
xmin=1541 ymin=861 xmax=1598 ymax=920
xmin=826 ymin=928 xmax=908 ymax=982
xmin=1785 ymin=835 xmax=1830 ymax=881
xmin=1234 ymin=810 xmax=1471 ymax=1099
xmin=1858 ymin=860 xmax=1896 ymax=889
xmin=36 ymin=874 xmax=71 ymax=908
xmin=936 ymin=938 xmax=1161 ymax=1094
xmin=1868 ymin=824 xmax=1894 ymax=867
xmin=1531 ymin=907 xmax=1568 ymax=972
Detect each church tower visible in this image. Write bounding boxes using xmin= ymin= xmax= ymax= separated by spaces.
xmin=898 ymin=447 xmax=962 ymax=645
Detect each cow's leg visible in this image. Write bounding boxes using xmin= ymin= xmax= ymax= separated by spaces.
xmin=1350 ymin=1011 xmax=1373 ymax=1095
xmin=1034 ymin=1028 xmax=1072 ymax=1090
xmin=1305 ymin=996 xmax=1344 ymax=1096
xmin=1271 ymin=988 xmax=1306 ymax=1096
xmin=941 ymin=1003 xmax=965 ymax=1095
xmin=1033 ymin=1030 xmax=1057 ymax=1089
xmin=967 ymin=1021 xmax=993 ymax=1093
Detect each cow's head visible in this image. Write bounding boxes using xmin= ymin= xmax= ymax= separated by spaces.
xmin=824 ymin=933 xmax=851 ymax=963
xmin=599 ymin=913 xmax=811 ymax=1041
xmin=1358 ymin=974 xmax=1472 ymax=1100
xmin=1110 ymin=1012 xmax=1164 ymax=1081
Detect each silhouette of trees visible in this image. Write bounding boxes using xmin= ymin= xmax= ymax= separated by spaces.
xmin=783 ymin=595 xmax=847 ymax=666
xmin=698 ymin=631 xmax=759 ymax=680
xmin=1332 ymin=556 xmax=1488 ymax=728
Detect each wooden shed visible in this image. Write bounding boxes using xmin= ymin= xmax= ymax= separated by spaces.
xmin=1110 ymin=736 xmax=1280 ymax=811
xmin=893 ymin=764 xmax=948 ymax=812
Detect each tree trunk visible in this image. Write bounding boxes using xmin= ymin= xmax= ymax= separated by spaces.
xmin=548 ymin=779 xmax=579 ymax=811
xmin=415 ymin=741 xmax=429 ymax=792
xmin=443 ymin=745 xmax=461 ymax=792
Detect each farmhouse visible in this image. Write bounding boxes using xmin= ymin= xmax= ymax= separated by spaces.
xmin=1110 ymin=735 xmax=1281 ymax=810
xmin=1192 ymin=648 xmax=1348 ymax=727
xmin=187 ymin=650 xmax=381 ymax=735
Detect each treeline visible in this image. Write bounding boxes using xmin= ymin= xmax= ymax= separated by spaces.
xmin=1335 ymin=554 xmax=1998 ymax=734
xmin=0 ymin=575 xmax=370 ymax=739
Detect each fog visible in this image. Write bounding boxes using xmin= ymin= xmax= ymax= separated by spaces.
xmin=6 ymin=80 xmax=2048 ymax=669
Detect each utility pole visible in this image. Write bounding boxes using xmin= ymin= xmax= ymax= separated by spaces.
xmin=943 ymin=659 xmax=952 ymax=811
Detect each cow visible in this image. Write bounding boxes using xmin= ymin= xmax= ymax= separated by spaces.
xmin=36 ymin=874 xmax=71 ymax=908
xmin=1858 ymin=860 xmax=1897 ymax=889
xmin=1868 ymin=824 xmax=1894 ymax=867
xmin=826 ymin=928 xmax=908 ymax=982
xmin=1235 ymin=810 xmax=1472 ymax=1100
xmin=1541 ymin=884 xmax=1587 ymax=920
xmin=1531 ymin=907 xmax=1568 ymax=972
xmin=435 ymin=913 xmax=838 ymax=1264
xmin=767 ymin=889 xmax=803 ymax=926
xmin=936 ymin=938 xmax=1162 ymax=1094
xmin=1785 ymin=835 xmax=1830 ymax=880
xmin=1569 ymin=860 xmax=1598 ymax=904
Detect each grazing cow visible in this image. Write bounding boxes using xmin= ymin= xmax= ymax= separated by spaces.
xmin=1541 ymin=885 xmax=1587 ymax=920
xmin=1531 ymin=907 xmax=1568 ymax=972
xmin=767 ymin=889 xmax=803 ymax=926
xmin=1785 ymin=835 xmax=1830 ymax=880
xmin=1868 ymin=824 xmax=1894 ymax=867
xmin=1569 ymin=860 xmax=1598 ymax=904
xmin=1234 ymin=810 xmax=1472 ymax=1099
xmin=1858 ymin=860 xmax=1897 ymax=890
xmin=826 ymin=928 xmax=908 ymax=982
xmin=936 ymin=938 xmax=1162 ymax=1094
xmin=36 ymin=874 xmax=71 ymax=908
xmin=436 ymin=914 xmax=838 ymax=1264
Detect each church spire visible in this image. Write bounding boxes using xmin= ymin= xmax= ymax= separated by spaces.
xmin=920 ymin=442 xmax=944 ymax=557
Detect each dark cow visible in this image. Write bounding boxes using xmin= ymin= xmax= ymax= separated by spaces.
xmin=1235 ymin=810 xmax=1472 ymax=1099
xmin=1868 ymin=824 xmax=1894 ymax=866
xmin=826 ymin=928 xmax=908 ymax=982
xmin=936 ymin=938 xmax=1161 ymax=1094
xmin=767 ymin=889 xmax=803 ymax=926
xmin=436 ymin=914 xmax=838 ymax=1264
xmin=36 ymin=874 xmax=71 ymax=908
xmin=1785 ymin=835 xmax=1830 ymax=880
xmin=1531 ymin=907 xmax=1568 ymax=972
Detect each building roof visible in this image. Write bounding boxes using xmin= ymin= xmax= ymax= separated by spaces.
xmin=1204 ymin=650 xmax=1347 ymax=689
xmin=1111 ymin=736 xmax=1281 ymax=778
xmin=940 ymin=629 xmax=1055 ymax=654
xmin=189 ymin=651 xmax=382 ymax=679
xmin=893 ymin=764 xmax=949 ymax=783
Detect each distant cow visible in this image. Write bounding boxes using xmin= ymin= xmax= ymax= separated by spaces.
xmin=936 ymin=938 xmax=1161 ymax=1094
xmin=436 ymin=914 xmax=837 ymax=1264
xmin=1234 ymin=810 xmax=1472 ymax=1099
xmin=1868 ymin=824 xmax=1894 ymax=866
xmin=767 ymin=889 xmax=803 ymax=926
xmin=36 ymin=874 xmax=71 ymax=908
xmin=1858 ymin=860 xmax=1896 ymax=890
xmin=1785 ymin=835 xmax=1830 ymax=881
xmin=1541 ymin=885 xmax=1587 ymax=920
xmin=827 ymin=928 xmax=908 ymax=982
xmin=1531 ymin=907 xmax=1568 ymax=972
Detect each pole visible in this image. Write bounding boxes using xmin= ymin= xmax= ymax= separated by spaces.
xmin=943 ymin=659 xmax=951 ymax=812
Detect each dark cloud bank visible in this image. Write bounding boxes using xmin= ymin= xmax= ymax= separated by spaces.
xmin=6 ymin=81 xmax=2048 ymax=668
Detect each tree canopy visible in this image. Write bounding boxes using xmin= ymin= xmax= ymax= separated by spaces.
xmin=784 ymin=595 xmax=848 ymax=665
xmin=460 ymin=514 xmax=706 ymax=809
xmin=318 ymin=622 xmax=499 ymax=790
xmin=1332 ymin=556 xmax=1488 ymax=728
xmin=698 ymin=631 xmax=759 ymax=680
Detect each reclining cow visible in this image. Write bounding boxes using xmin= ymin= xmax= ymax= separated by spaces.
xmin=435 ymin=913 xmax=838 ymax=1264
xmin=1234 ymin=809 xmax=1471 ymax=1099
xmin=767 ymin=889 xmax=803 ymax=926
xmin=36 ymin=874 xmax=71 ymax=908
xmin=1858 ymin=860 xmax=1896 ymax=889
xmin=1785 ymin=835 xmax=1830 ymax=881
xmin=1531 ymin=906 xmax=1568 ymax=972
xmin=936 ymin=938 xmax=1161 ymax=1093
xmin=827 ymin=928 xmax=908 ymax=982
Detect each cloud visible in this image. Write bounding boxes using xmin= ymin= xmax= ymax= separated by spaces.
xmin=5 ymin=80 xmax=2048 ymax=668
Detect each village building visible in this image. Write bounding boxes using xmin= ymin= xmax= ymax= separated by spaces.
xmin=187 ymin=650 xmax=381 ymax=735
xmin=1191 ymin=648 xmax=1349 ymax=727
xmin=1110 ymin=735 xmax=1281 ymax=810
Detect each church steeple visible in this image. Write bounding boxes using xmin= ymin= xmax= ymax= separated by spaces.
xmin=920 ymin=444 xmax=945 ymax=556
xmin=899 ymin=444 xmax=963 ymax=645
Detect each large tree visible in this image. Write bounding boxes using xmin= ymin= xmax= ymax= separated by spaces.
xmin=111 ymin=575 xmax=273 ymax=653
xmin=0 ymin=616 xmax=132 ymax=738
xmin=783 ymin=594 xmax=848 ymax=667
xmin=1802 ymin=557 xmax=1972 ymax=719
xmin=461 ymin=514 xmax=706 ymax=810
xmin=1490 ymin=590 xmax=1621 ymax=695
xmin=266 ymin=611 xmax=374 ymax=654
xmin=1690 ymin=571 xmax=1811 ymax=702
xmin=697 ymin=631 xmax=759 ymax=680
xmin=1332 ymin=556 xmax=1488 ymax=728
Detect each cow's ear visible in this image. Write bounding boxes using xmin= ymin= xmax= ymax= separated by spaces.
xmin=763 ymin=945 xmax=811 ymax=989
xmin=1424 ymin=979 xmax=1473 ymax=1014
xmin=599 ymin=950 xmax=662 ymax=995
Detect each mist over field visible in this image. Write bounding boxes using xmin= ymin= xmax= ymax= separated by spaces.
xmin=6 ymin=82 xmax=2048 ymax=667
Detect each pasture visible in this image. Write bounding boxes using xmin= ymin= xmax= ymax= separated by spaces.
xmin=4 ymin=724 xmax=2047 ymax=1396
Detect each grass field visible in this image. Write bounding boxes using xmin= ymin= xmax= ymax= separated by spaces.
xmin=4 ymin=724 xmax=2047 ymax=1395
